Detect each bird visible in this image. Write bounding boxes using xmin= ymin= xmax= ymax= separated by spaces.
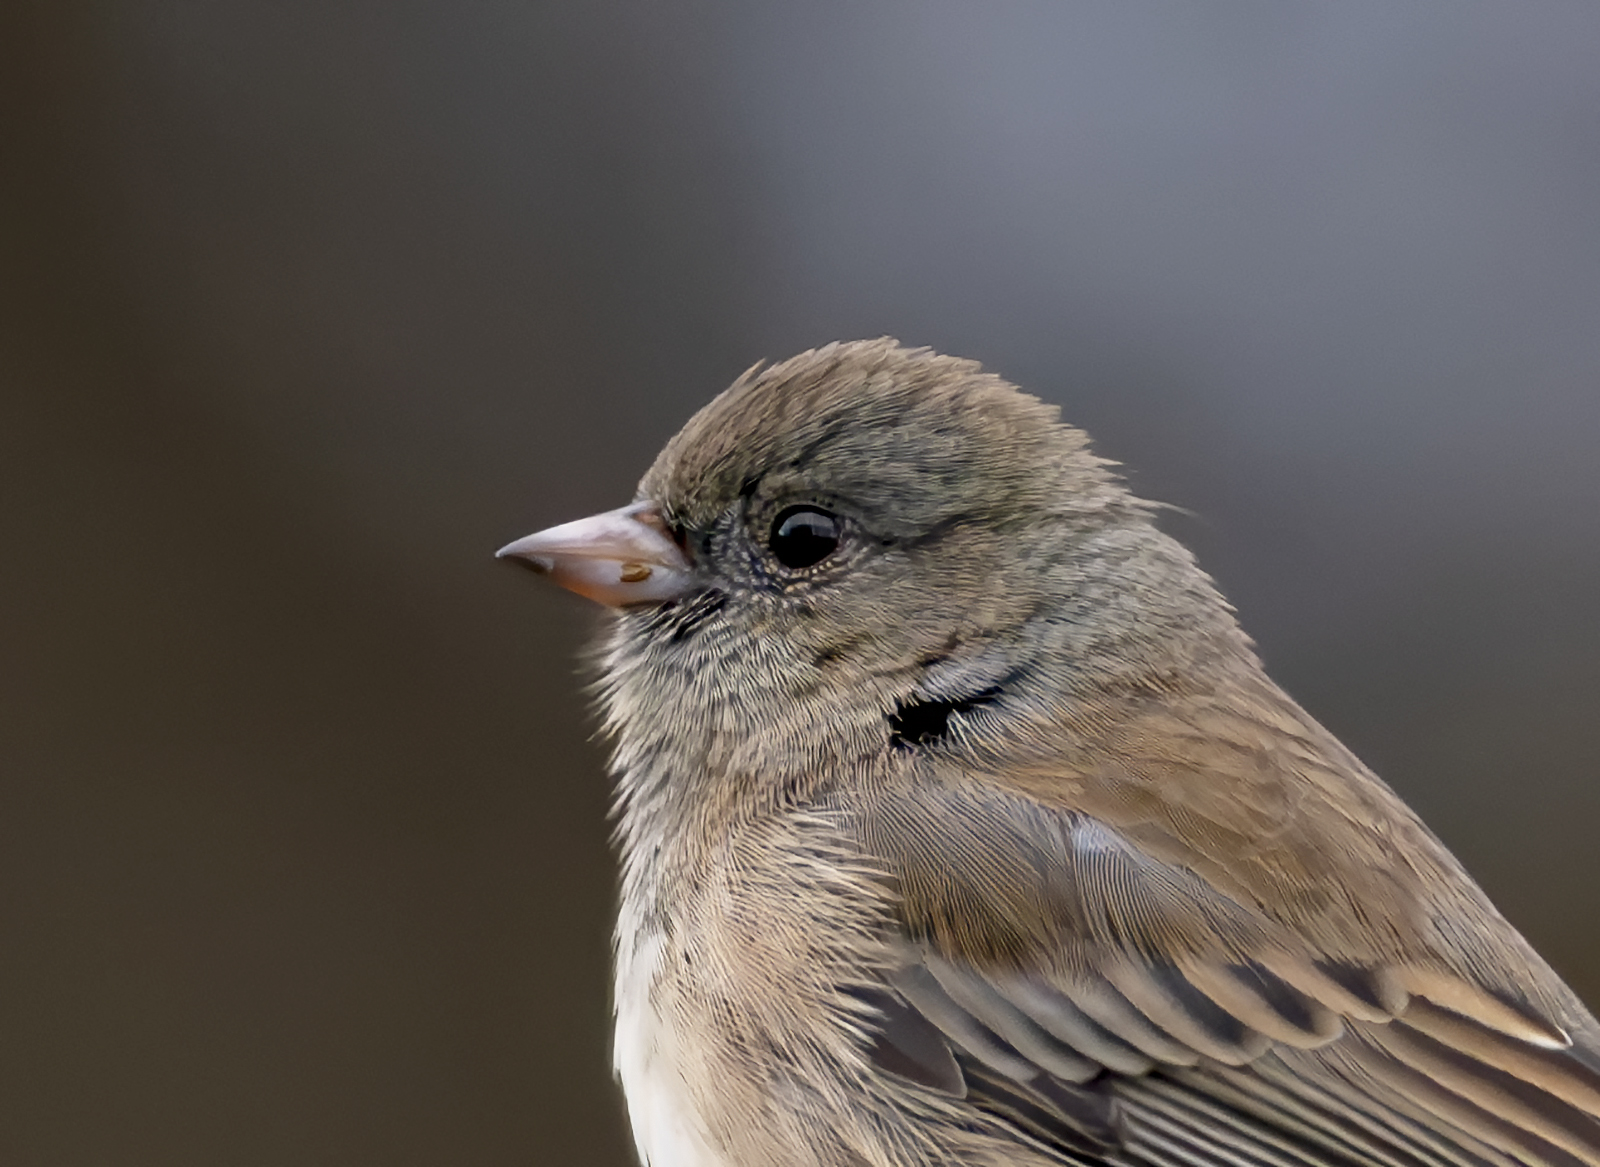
xmin=497 ymin=339 xmax=1600 ymax=1167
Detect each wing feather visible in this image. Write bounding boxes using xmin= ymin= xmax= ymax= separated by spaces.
xmin=990 ymin=976 xmax=1159 ymax=1074
xmin=852 ymin=768 xmax=1600 ymax=1166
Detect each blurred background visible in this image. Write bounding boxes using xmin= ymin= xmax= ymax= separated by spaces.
xmin=4 ymin=2 xmax=1600 ymax=1163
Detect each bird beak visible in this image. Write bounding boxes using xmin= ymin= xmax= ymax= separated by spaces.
xmin=495 ymin=501 xmax=696 ymax=607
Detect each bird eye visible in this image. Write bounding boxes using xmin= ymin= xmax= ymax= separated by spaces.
xmin=769 ymin=506 xmax=841 ymax=570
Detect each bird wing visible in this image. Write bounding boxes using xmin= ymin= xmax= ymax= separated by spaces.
xmin=850 ymin=690 xmax=1600 ymax=1167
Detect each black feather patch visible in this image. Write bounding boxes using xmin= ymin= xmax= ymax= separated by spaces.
xmin=888 ymin=687 xmax=1003 ymax=749
xmin=643 ymin=589 xmax=727 ymax=644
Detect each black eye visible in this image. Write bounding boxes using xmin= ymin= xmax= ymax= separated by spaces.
xmin=770 ymin=506 xmax=841 ymax=570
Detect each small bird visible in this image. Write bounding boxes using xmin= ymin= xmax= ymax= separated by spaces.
xmin=498 ymin=339 xmax=1600 ymax=1167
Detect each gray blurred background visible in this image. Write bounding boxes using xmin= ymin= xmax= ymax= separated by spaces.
xmin=4 ymin=3 xmax=1599 ymax=1164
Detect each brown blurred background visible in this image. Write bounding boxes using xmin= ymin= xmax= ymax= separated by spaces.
xmin=4 ymin=3 xmax=1599 ymax=1164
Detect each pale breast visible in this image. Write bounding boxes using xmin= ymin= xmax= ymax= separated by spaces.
xmin=605 ymin=757 xmax=911 ymax=1167
xmin=612 ymin=910 xmax=735 ymax=1167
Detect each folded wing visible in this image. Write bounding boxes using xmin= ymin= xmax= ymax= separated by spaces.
xmin=852 ymin=771 xmax=1600 ymax=1167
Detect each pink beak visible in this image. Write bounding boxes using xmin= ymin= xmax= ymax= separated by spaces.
xmin=496 ymin=501 xmax=695 ymax=608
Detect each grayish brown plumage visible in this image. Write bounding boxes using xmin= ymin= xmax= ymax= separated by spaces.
xmin=500 ymin=339 xmax=1600 ymax=1167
